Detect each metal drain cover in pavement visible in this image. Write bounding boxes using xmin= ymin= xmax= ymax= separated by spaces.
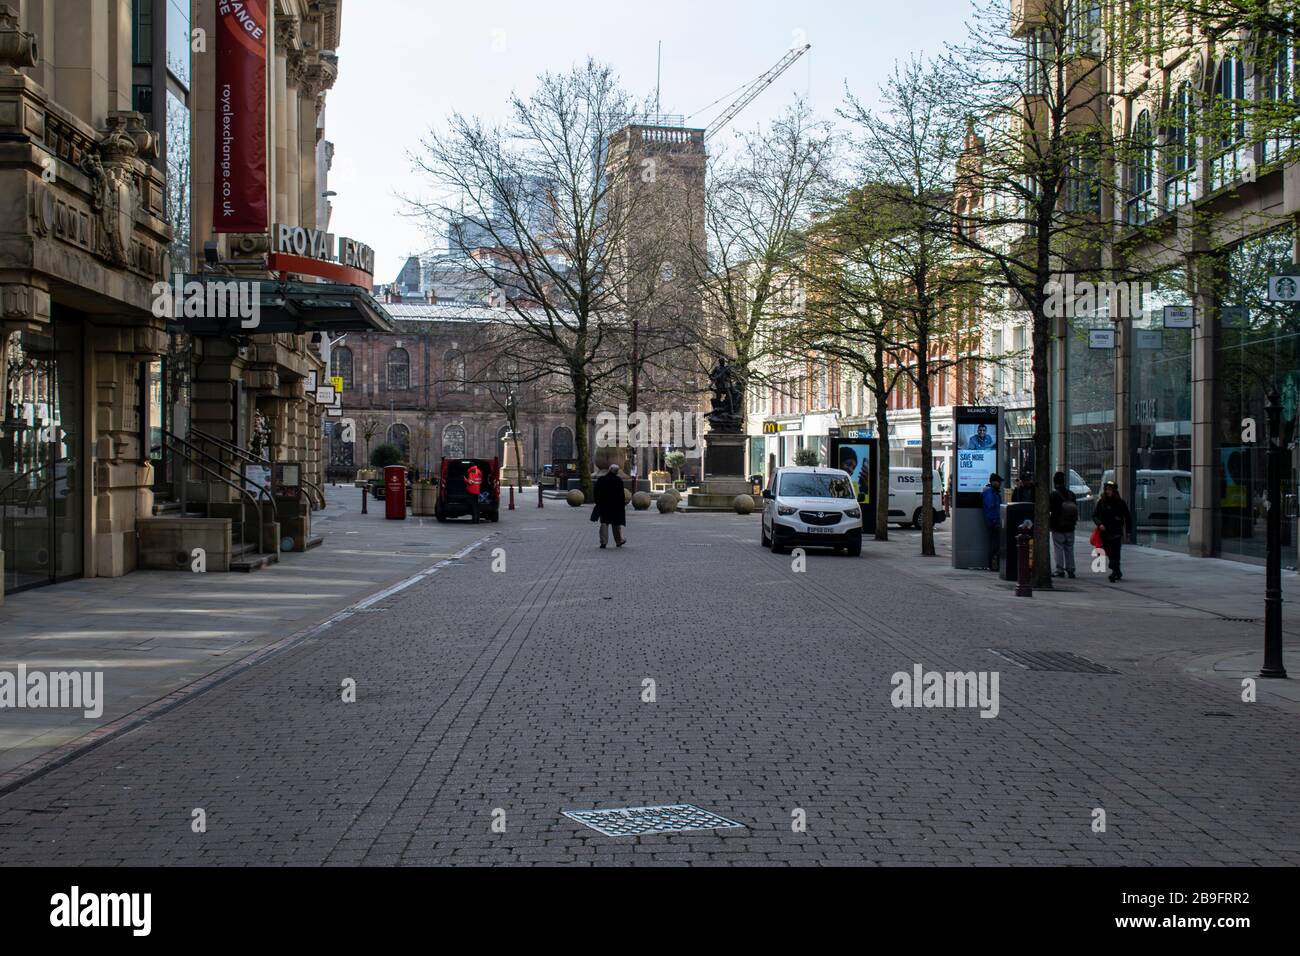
xmin=989 ymin=649 xmax=1120 ymax=674
xmin=563 ymin=804 xmax=745 ymax=837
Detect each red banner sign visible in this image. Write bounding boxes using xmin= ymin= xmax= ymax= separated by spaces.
xmin=214 ymin=1 xmax=268 ymax=233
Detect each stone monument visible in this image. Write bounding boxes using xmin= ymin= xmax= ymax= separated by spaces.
xmin=684 ymin=357 xmax=755 ymax=511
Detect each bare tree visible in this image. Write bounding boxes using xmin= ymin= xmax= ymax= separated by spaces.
xmin=685 ymin=102 xmax=837 ymax=411
xmin=925 ymin=0 xmax=1120 ymax=584
xmin=794 ymin=189 xmax=908 ymax=541
xmin=840 ymin=57 xmax=991 ymax=557
xmin=408 ymin=60 xmax=683 ymax=499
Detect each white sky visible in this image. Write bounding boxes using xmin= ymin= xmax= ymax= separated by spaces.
xmin=324 ymin=0 xmax=975 ymax=283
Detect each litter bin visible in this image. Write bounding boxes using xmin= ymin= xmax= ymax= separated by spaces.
xmin=1000 ymin=501 xmax=1033 ymax=580
xmin=384 ymin=465 xmax=407 ymax=520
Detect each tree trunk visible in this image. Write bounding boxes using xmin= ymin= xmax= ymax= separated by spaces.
xmin=573 ymin=385 xmax=593 ymax=502
xmin=917 ymin=356 xmax=936 ymax=557
xmin=871 ymin=347 xmax=891 ymax=542
xmin=1031 ymin=308 xmax=1053 ymax=588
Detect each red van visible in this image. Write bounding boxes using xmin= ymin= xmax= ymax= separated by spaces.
xmin=435 ymin=457 xmax=500 ymax=522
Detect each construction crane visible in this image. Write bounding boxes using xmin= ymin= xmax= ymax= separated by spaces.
xmin=703 ymin=43 xmax=811 ymax=141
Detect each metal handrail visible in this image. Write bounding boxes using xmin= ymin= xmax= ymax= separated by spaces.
xmin=190 ymin=426 xmax=326 ymax=510
xmin=0 ymin=460 xmax=57 ymax=500
xmin=160 ymin=429 xmax=277 ymax=515
xmin=156 ymin=434 xmax=270 ymax=555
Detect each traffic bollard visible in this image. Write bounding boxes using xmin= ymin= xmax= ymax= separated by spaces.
xmin=1016 ymin=520 xmax=1033 ymax=597
xmin=538 ymin=482 xmax=544 ymax=508
xmin=509 ymin=485 xmax=515 ymax=510
xmin=361 ymin=484 xmax=368 ymax=515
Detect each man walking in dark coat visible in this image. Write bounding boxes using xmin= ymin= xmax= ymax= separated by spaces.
xmin=594 ymin=464 xmax=627 ymax=548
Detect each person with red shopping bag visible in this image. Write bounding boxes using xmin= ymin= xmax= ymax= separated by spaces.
xmin=1092 ymin=480 xmax=1133 ymax=582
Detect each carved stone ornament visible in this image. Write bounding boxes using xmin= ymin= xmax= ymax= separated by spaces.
xmin=0 ymin=3 xmax=38 ymax=73
xmin=80 ymin=113 xmax=155 ymax=267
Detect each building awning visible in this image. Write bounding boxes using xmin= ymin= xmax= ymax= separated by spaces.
xmin=164 ymin=276 xmax=394 ymax=336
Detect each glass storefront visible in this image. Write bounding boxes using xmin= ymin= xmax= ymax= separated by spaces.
xmin=1 ymin=312 xmax=85 ymax=594
xmin=1066 ymin=313 xmax=1116 ymax=523
xmin=1129 ymin=268 xmax=1192 ymax=552
xmin=1215 ymin=228 xmax=1300 ymax=568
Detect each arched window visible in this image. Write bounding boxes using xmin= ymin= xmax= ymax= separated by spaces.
xmin=1263 ymin=34 xmax=1298 ymax=161
xmin=442 ymin=423 xmax=466 ymax=459
xmin=551 ymin=425 xmax=574 ymax=461
xmin=1163 ymin=82 xmax=1197 ymax=207
xmin=444 ymin=349 xmax=466 ymax=391
xmin=387 ymin=348 xmax=410 ymax=391
xmin=388 ymin=423 xmax=410 ymax=459
xmin=1211 ymin=54 xmax=1246 ymax=187
xmin=330 ymin=346 xmax=354 ymax=390
xmin=1126 ymin=109 xmax=1154 ymax=224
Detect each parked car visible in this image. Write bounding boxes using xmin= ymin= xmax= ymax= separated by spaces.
xmin=435 ymin=457 xmax=500 ymax=522
xmin=886 ymin=467 xmax=947 ymax=529
xmin=760 ymin=466 xmax=863 ymax=556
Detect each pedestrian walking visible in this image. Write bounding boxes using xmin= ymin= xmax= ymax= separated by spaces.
xmin=1049 ymin=471 xmax=1078 ymax=578
xmin=982 ymin=473 xmax=1003 ymax=571
xmin=1092 ymin=480 xmax=1133 ymax=582
xmin=594 ymin=464 xmax=627 ymax=548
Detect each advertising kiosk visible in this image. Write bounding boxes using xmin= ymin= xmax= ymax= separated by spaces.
xmin=828 ymin=435 xmax=878 ymax=533
xmin=952 ymin=406 xmax=1002 ymax=569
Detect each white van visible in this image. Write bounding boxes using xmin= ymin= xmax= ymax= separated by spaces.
xmin=887 ymin=467 xmax=946 ymax=529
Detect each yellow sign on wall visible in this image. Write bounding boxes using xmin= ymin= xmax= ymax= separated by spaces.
xmin=330 ymin=376 xmax=344 ymax=394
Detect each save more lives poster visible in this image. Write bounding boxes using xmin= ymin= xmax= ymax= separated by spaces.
xmin=214 ymin=1 xmax=269 ymax=233
xmin=956 ymin=422 xmax=997 ymax=493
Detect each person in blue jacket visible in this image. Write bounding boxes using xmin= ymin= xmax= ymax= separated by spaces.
xmin=981 ymin=473 xmax=1003 ymax=571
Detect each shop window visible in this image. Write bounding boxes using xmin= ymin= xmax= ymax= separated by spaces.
xmin=1216 ymin=228 xmax=1300 ymax=567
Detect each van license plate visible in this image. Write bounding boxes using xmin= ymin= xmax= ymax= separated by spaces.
xmin=805 ymin=526 xmax=834 ymax=534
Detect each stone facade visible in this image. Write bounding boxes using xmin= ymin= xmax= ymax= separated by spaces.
xmin=330 ymin=306 xmax=578 ymax=481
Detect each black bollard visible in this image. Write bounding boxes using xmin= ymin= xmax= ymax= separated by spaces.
xmin=1016 ymin=520 xmax=1033 ymax=597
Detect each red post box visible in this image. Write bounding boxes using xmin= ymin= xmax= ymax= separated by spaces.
xmin=384 ymin=465 xmax=407 ymax=520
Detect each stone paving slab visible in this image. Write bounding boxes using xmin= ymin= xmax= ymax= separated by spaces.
xmin=0 ymin=485 xmax=495 ymax=776
xmin=0 ymin=503 xmax=1294 ymax=865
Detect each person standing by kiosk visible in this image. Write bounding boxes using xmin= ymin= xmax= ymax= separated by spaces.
xmin=982 ymin=473 xmax=1003 ymax=571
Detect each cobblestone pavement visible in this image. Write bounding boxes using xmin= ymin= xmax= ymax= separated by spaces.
xmin=0 ymin=505 xmax=1297 ymax=865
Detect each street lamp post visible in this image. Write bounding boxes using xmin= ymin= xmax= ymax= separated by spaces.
xmin=1261 ymin=389 xmax=1288 ymax=679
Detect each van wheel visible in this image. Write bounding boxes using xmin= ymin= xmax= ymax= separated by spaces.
xmin=846 ymin=537 xmax=862 ymax=557
xmin=761 ymin=521 xmax=771 ymax=547
xmin=912 ymin=509 xmax=924 ymax=529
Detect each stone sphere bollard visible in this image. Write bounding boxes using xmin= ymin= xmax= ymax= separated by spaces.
xmin=733 ymin=494 xmax=755 ymax=515
xmin=657 ymin=492 xmax=679 ymax=514
xmin=631 ymin=491 xmax=652 ymax=510
xmin=565 ymin=489 xmax=585 ymax=507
